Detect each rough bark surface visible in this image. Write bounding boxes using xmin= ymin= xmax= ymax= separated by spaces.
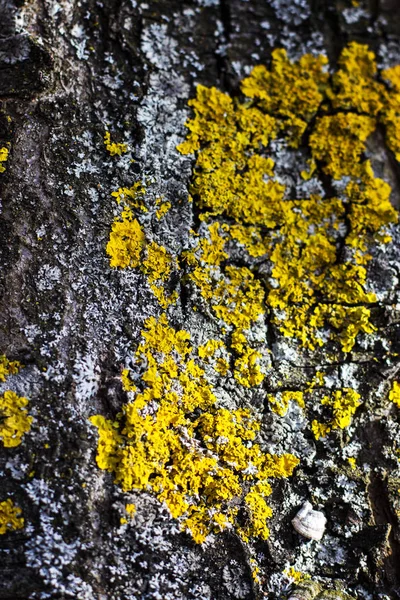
xmin=1 ymin=0 xmax=400 ymax=599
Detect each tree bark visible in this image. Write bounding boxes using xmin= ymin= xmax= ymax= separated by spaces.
xmin=1 ymin=0 xmax=400 ymax=599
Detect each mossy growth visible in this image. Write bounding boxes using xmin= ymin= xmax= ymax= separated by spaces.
xmin=0 ymin=499 xmax=24 ymax=534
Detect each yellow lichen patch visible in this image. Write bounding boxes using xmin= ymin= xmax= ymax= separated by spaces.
xmin=381 ymin=65 xmax=400 ymax=161
xmin=106 ymin=215 xmax=145 ymax=269
xmin=198 ymin=339 xmax=224 ymax=359
xmin=178 ymin=42 xmax=399 ymax=353
xmin=265 ymin=194 xmax=378 ymax=352
xmin=284 ymin=566 xmax=309 ymax=583
xmin=234 ymin=348 xmax=264 ymax=388
xmin=309 ymin=113 xmax=375 ymax=179
xmin=107 ymin=185 xmax=178 ymax=309
xmin=0 ymin=499 xmax=24 ymax=534
xmin=214 ymin=357 xmax=230 ymax=376
xmin=347 ymin=457 xmax=357 ymax=470
xmin=187 ymin=261 xmax=267 ymax=386
xmin=268 ymin=391 xmax=304 ymax=417
xmin=225 ymin=224 xmax=269 ymax=258
xmin=198 ymin=222 xmax=228 ymax=266
xmin=250 ymin=558 xmax=261 ymax=584
xmin=125 ymin=503 xmax=136 ymax=518
xmin=0 ymin=390 xmax=33 ymax=448
xmin=177 ymin=85 xmax=283 ymax=226
xmin=312 ymin=388 xmax=362 ymax=440
xmin=345 ymin=162 xmax=398 ymax=251
xmin=389 ymin=381 xmax=400 ymax=408
xmin=111 ymin=183 xmax=147 ymax=212
xmin=241 ymin=49 xmax=328 ymax=146
xmin=0 ymin=355 xmax=21 ymax=382
xmin=311 ymin=420 xmax=331 ymax=440
xmin=99 ymin=40 xmax=400 ymax=547
xmin=121 ymin=369 xmax=137 ymax=393
xmin=142 ymin=242 xmax=174 ymax=283
xmin=149 ymin=285 xmax=178 ymax=309
xmin=329 ymin=42 xmax=385 ymax=115
xmin=383 ymin=64 xmax=400 ymax=92
xmin=326 ymin=305 xmax=376 ymax=353
xmin=210 ymin=266 xmax=265 ymax=330
xmin=306 ymin=371 xmax=325 ymax=393
xmin=91 ymin=313 xmax=299 ymax=544
xmin=155 ymin=198 xmax=171 ymax=220
xmin=0 ymin=146 xmax=9 ymax=173
xmin=183 ymin=230 xmax=267 ymax=384
xmin=104 ymin=131 xmax=128 ymax=156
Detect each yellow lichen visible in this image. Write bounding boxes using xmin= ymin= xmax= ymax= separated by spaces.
xmin=91 ymin=313 xmax=299 ymax=544
xmin=198 ymin=339 xmax=224 ymax=359
xmin=285 ymin=566 xmax=309 ymax=583
xmin=214 ymin=357 xmax=230 ymax=376
xmin=311 ymin=420 xmax=332 ymax=440
xmin=104 ymin=131 xmax=128 ymax=156
xmin=329 ymin=42 xmax=384 ymax=115
xmin=0 ymin=355 xmax=21 ymax=382
xmin=268 ymin=391 xmax=304 ymax=417
xmin=107 ymin=184 xmax=178 ymax=309
xmin=96 ymin=41 xmax=400 ymax=547
xmin=347 ymin=457 xmax=357 ymax=470
xmin=224 ymin=224 xmax=269 ymax=258
xmin=177 ymin=85 xmax=283 ymax=226
xmin=389 ymin=381 xmax=400 ymax=408
xmin=241 ymin=49 xmax=328 ymax=146
xmin=311 ymin=388 xmax=362 ymax=440
xmin=178 ymin=42 xmax=399 ymax=353
xmin=125 ymin=503 xmax=136 ymax=514
xmin=198 ymin=222 xmax=228 ymax=266
xmin=155 ymin=198 xmax=171 ymax=220
xmin=309 ymin=113 xmax=375 ymax=179
xmin=106 ymin=214 xmax=145 ymax=269
xmin=121 ymin=369 xmax=137 ymax=392
xmin=0 ymin=146 xmax=9 ymax=173
xmin=381 ymin=65 xmax=400 ymax=161
xmin=0 ymin=499 xmax=24 ymax=534
xmin=142 ymin=242 xmax=175 ymax=284
xmin=149 ymin=284 xmax=178 ymax=309
xmin=111 ymin=183 xmax=147 ymax=212
xmin=250 ymin=558 xmax=261 ymax=584
xmin=0 ymin=390 xmax=33 ymax=448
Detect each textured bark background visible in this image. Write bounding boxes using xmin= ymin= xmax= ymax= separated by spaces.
xmin=1 ymin=0 xmax=400 ymax=599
